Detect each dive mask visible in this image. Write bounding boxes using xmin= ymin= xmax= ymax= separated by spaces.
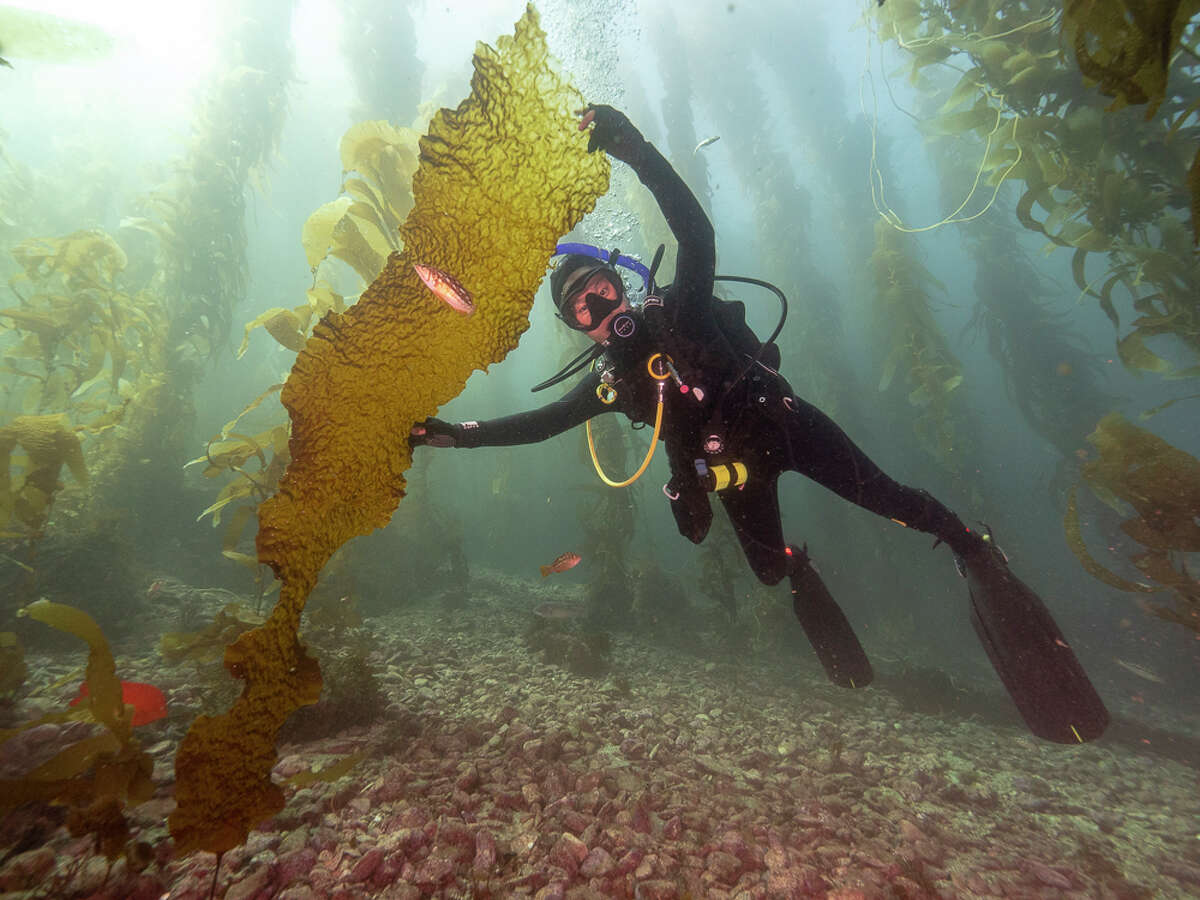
xmin=560 ymin=268 xmax=625 ymax=332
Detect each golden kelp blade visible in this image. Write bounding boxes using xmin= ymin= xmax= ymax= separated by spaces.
xmin=169 ymin=3 xmax=608 ymax=856
xmin=0 ymin=415 xmax=89 ymax=535
xmin=4 ymin=601 xmax=154 ymax=858
xmin=1061 ymin=0 xmax=1198 ymax=117
xmin=1065 ymin=414 xmax=1200 ymax=633
xmin=0 ymin=6 xmax=114 ymax=64
xmin=20 ymin=600 xmax=124 ymax=735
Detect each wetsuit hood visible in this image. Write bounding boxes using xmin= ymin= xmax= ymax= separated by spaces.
xmin=550 ymin=254 xmax=609 ymax=314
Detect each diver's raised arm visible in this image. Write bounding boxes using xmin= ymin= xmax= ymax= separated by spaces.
xmin=578 ymin=105 xmax=714 ymax=303
xmin=409 ymin=374 xmax=608 ymax=449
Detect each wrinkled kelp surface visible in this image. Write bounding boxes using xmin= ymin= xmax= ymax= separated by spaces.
xmin=169 ymin=5 xmax=609 ymax=855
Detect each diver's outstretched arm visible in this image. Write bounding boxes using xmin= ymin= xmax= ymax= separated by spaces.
xmin=580 ymin=105 xmax=714 ymax=305
xmin=410 ymin=373 xmax=608 ymax=449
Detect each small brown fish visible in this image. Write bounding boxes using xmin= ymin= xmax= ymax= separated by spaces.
xmin=540 ymin=551 xmax=581 ymax=578
xmin=413 ymin=263 xmax=475 ymax=315
xmin=1114 ymin=658 xmax=1165 ymax=684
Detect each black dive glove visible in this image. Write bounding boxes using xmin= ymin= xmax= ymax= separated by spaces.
xmin=409 ymin=417 xmax=462 ymax=449
xmin=582 ymin=105 xmax=646 ymax=163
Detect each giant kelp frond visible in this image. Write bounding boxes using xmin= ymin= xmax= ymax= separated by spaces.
xmin=169 ymin=5 xmax=609 ymax=857
xmin=214 ymin=123 xmax=423 ymax=564
xmin=1062 ymin=0 xmax=1200 ymax=117
xmin=11 ymin=229 xmax=127 ymax=287
xmin=339 ymin=120 xmax=420 ymax=254
xmin=299 ymin=121 xmax=421 ymax=289
xmin=132 ymin=6 xmax=294 ymax=359
xmin=1064 ymin=413 xmax=1200 ymax=632
xmin=337 ymin=0 xmax=421 ymax=125
xmin=2 ymin=601 xmax=154 ymax=862
xmin=241 ymin=120 xmax=421 ymax=364
xmin=0 ymin=229 xmax=167 ymax=541
xmin=5 ymin=230 xmax=136 ymax=406
xmin=189 ymin=386 xmax=288 ymax=571
xmin=159 ymin=604 xmax=266 ymax=666
xmin=213 ymin=117 xmax=422 ymax=591
xmin=190 ymin=422 xmax=289 ymax=546
xmin=875 ymin=0 xmax=1200 ymax=375
xmin=964 ymin=215 xmax=1116 ymax=461
xmin=0 ymin=415 xmax=87 ymax=537
xmin=872 ymin=1 xmax=1061 ymax=231
xmin=869 ymin=220 xmax=967 ymax=470
xmin=236 ymin=306 xmax=313 ymax=357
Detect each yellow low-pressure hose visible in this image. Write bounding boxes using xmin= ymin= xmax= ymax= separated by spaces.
xmin=586 ymin=354 xmax=669 ymax=488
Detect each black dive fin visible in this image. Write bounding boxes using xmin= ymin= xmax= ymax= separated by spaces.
xmin=789 ymin=546 xmax=873 ymax=689
xmin=963 ymin=547 xmax=1109 ymax=744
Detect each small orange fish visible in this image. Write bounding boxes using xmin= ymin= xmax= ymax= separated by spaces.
xmin=413 ymin=263 xmax=475 ymax=315
xmin=540 ymin=551 xmax=582 ymax=578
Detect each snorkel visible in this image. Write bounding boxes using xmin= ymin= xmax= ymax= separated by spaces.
xmin=554 ymin=242 xmax=653 ymax=293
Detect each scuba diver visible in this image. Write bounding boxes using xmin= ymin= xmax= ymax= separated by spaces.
xmin=410 ymin=105 xmax=1109 ymax=745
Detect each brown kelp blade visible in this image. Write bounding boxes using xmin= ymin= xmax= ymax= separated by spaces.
xmin=965 ymin=555 xmax=1108 ymax=744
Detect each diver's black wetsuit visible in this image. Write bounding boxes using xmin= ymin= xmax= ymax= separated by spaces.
xmin=415 ymin=106 xmax=1113 ymax=738
xmin=449 ymin=112 xmax=975 ymax=586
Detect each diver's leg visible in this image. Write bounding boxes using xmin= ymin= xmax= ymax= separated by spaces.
xmin=777 ymin=394 xmax=1108 ymax=742
xmin=776 ymin=394 xmax=980 ymax=554
xmin=720 ymin=479 xmax=872 ymax=688
xmin=718 ymin=474 xmax=789 ymax=585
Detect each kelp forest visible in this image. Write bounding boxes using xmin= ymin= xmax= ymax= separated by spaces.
xmin=874 ymin=0 xmax=1200 ymax=630
xmin=0 ymin=1 xmax=1198 ymax=898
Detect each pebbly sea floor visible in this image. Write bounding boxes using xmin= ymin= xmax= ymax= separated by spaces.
xmin=2 ymin=570 xmax=1198 ymax=899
